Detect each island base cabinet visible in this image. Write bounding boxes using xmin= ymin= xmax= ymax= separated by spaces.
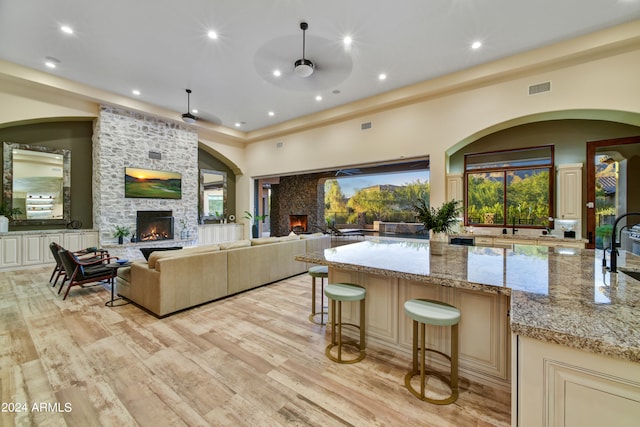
xmin=513 ymin=335 xmax=640 ymax=427
xmin=328 ymin=267 xmax=511 ymax=389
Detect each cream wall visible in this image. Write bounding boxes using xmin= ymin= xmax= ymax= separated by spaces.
xmin=243 ymin=47 xmax=640 ymax=208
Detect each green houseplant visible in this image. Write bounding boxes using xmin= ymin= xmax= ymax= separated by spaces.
xmin=412 ymin=199 xmax=461 ymax=241
xmin=113 ymin=225 xmax=131 ymax=244
xmin=243 ymin=210 xmax=268 ymax=238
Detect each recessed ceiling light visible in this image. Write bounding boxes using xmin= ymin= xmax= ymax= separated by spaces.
xmin=60 ymin=25 xmax=73 ymax=35
xmin=315 ymin=95 xmax=322 ymax=101
xmin=44 ymin=56 xmax=60 ymax=68
xmin=192 ymin=109 xmax=198 ymax=114
xmin=471 ymin=40 xmax=482 ymax=50
xmin=207 ymin=30 xmax=218 ymax=39
xmin=273 ymin=69 xmax=281 ymax=77
xmin=343 ymin=36 xmax=352 ymax=46
xmin=378 ymin=73 xmax=387 ymax=81
xmin=132 ymin=89 xmax=141 ymax=96
xmin=268 ymin=111 xmax=275 ymax=117
xmin=235 ymin=122 xmax=241 ymax=127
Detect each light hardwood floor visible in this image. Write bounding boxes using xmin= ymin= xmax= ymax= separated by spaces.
xmin=1 ymin=266 xmax=510 ymax=426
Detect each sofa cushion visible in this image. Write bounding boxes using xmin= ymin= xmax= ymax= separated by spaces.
xmin=277 ymin=234 xmax=300 ymax=242
xmin=299 ymin=232 xmax=326 ymax=239
xmin=251 ymin=237 xmax=279 ymax=245
xmin=181 ymin=244 xmax=221 ymax=254
xmin=219 ymin=239 xmax=251 ymax=250
xmin=148 ymin=249 xmax=184 ymax=269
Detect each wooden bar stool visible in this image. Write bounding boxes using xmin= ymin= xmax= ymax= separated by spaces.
xmin=324 ymin=283 xmax=366 ymax=364
xmin=403 ymin=299 xmax=460 ymax=405
xmin=308 ymin=265 xmax=329 ymax=325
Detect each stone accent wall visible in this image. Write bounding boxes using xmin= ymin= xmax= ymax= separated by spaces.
xmin=270 ymin=175 xmax=324 ymax=236
xmin=92 ymin=106 xmax=198 ymax=245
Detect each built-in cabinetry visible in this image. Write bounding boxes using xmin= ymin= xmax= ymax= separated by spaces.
xmin=513 ymin=335 xmax=640 ymax=427
xmin=557 ymin=163 xmax=583 ymax=220
xmin=0 ymin=230 xmax=98 ymax=270
xmin=197 ymin=223 xmax=243 ymax=245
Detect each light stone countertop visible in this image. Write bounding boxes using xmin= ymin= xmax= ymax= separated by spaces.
xmin=296 ymin=238 xmax=640 ymax=362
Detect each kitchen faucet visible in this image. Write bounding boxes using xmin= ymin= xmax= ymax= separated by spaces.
xmin=608 ymin=212 xmax=640 ymax=273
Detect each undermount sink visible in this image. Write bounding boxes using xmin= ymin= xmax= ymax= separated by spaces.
xmin=619 ymin=269 xmax=640 ymax=282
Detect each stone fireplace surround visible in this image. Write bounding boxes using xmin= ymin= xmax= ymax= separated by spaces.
xmin=92 ymin=106 xmax=198 ymax=247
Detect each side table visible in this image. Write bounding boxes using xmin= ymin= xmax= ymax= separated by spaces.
xmin=104 ymin=262 xmax=132 ymax=307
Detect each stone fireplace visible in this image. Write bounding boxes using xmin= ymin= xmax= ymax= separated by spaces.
xmin=92 ymin=106 xmax=198 ymax=245
xmin=137 ymin=210 xmax=174 ymax=241
xmin=289 ymin=214 xmax=308 ymax=233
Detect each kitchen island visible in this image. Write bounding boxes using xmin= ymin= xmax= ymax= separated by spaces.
xmin=296 ymin=238 xmax=640 ymax=427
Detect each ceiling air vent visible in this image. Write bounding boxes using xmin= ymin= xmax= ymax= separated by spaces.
xmin=361 ymin=122 xmax=372 ymax=130
xmin=528 ymin=81 xmax=551 ymax=95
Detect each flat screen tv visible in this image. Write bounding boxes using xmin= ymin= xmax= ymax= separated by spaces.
xmin=124 ymin=167 xmax=182 ymax=199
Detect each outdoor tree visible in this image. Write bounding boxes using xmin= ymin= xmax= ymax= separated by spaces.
xmin=347 ymin=187 xmax=395 ymax=221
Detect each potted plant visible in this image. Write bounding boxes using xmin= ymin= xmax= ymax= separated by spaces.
xmin=243 ymin=210 xmax=268 ymax=238
xmin=113 ymin=225 xmax=131 ymax=244
xmin=412 ymin=199 xmax=461 ymax=242
xmin=0 ymin=202 xmax=22 ymax=233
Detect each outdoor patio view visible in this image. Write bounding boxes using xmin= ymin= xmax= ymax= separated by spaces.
xmin=324 ymin=171 xmax=429 ymax=229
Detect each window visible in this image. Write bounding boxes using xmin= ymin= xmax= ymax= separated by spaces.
xmin=465 ymin=146 xmax=554 ymax=228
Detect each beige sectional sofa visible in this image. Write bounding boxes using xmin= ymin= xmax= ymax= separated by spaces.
xmin=116 ymin=233 xmax=330 ymax=317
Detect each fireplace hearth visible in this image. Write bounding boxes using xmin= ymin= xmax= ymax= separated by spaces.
xmin=137 ymin=210 xmax=174 ymax=241
xmin=289 ymin=214 xmax=308 ymax=233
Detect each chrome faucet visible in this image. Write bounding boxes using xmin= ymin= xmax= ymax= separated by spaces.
xmin=608 ymin=212 xmax=640 ymax=273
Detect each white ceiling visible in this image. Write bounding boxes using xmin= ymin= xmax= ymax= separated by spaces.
xmin=1 ymin=0 xmax=640 ymax=132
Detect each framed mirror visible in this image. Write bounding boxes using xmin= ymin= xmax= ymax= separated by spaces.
xmin=3 ymin=142 xmax=71 ymax=225
xmin=200 ymin=169 xmax=227 ymax=222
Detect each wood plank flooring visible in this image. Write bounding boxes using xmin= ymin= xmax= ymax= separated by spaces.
xmin=0 ymin=266 xmax=510 ymax=426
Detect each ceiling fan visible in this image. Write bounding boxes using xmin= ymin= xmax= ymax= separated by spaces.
xmin=335 ymin=168 xmax=361 ymax=176
xmin=294 ymin=22 xmax=314 ymax=78
xmin=181 ymin=89 xmax=197 ymax=124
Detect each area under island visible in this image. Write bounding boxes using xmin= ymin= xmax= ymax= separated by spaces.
xmin=295 ymin=238 xmax=640 ymax=427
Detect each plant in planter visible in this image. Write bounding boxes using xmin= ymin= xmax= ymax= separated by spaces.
xmin=412 ymin=198 xmax=461 ymax=241
xmin=113 ymin=225 xmax=131 ymax=244
xmin=243 ymin=210 xmax=268 ymax=238
xmin=0 ymin=202 xmax=23 ymax=232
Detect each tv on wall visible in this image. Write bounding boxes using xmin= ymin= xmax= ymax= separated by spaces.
xmin=124 ymin=167 xmax=182 ymax=199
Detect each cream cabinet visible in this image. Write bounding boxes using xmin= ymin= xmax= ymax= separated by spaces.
xmin=22 ymin=233 xmax=65 ymax=265
xmin=329 ymin=267 xmax=511 ymax=389
xmin=0 ymin=230 xmax=97 ymax=270
xmin=197 ymin=224 xmax=243 ymax=245
xmin=513 ymin=335 xmax=640 ymax=427
xmin=557 ymin=163 xmax=582 ymax=220
xmin=446 ymin=174 xmax=463 ymax=203
xmin=0 ymin=235 xmax=21 ymax=268
xmin=64 ymin=231 xmax=98 ymax=252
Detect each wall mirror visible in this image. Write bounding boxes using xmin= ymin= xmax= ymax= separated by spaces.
xmin=200 ymin=169 xmax=226 ymax=221
xmin=2 ymin=142 xmax=71 ymax=225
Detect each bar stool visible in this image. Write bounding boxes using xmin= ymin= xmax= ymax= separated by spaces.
xmin=324 ymin=283 xmax=366 ymax=364
xmin=403 ymin=299 xmax=460 ymax=405
xmin=308 ymin=265 xmax=329 ymax=325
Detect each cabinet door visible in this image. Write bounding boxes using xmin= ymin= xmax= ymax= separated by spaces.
xmin=43 ymin=233 xmax=64 ymax=263
xmin=64 ymin=233 xmax=83 ymax=252
xmin=81 ymin=232 xmax=98 ymax=249
xmin=557 ymin=164 xmax=582 ymax=219
xmin=22 ymin=234 xmax=45 ymax=265
xmin=0 ymin=236 xmax=21 ymax=268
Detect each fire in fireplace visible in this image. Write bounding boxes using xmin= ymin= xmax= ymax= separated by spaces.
xmin=137 ymin=210 xmax=174 ymax=241
xmin=289 ymin=214 xmax=308 ymax=233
